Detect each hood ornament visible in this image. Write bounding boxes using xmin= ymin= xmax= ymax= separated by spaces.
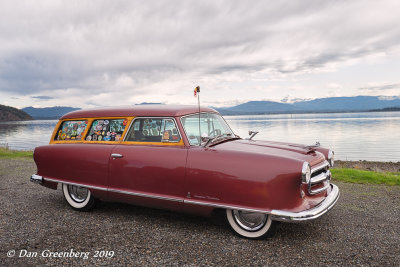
xmin=306 ymin=141 xmax=320 ymax=151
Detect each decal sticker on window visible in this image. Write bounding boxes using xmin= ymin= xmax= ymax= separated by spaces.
xmin=55 ymin=120 xmax=88 ymax=141
xmin=86 ymin=119 xmax=127 ymax=142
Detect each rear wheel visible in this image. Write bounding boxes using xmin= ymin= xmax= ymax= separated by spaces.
xmin=226 ymin=209 xmax=277 ymax=239
xmin=62 ymin=184 xmax=96 ymax=211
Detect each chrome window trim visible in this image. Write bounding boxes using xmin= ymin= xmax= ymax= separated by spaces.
xmin=123 ymin=116 xmax=182 ymax=143
xmin=179 ymin=112 xmax=236 ymax=147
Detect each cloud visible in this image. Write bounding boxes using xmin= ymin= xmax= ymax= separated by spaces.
xmin=357 ymin=82 xmax=400 ymax=97
xmin=359 ymin=83 xmax=400 ymax=91
xmin=0 ymin=0 xmax=400 ymax=107
xmin=327 ymin=83 xmax=343 ymax=89
xmin=31 ymin=95 xmax=54 ymax=100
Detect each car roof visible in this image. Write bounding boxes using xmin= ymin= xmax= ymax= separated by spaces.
xmin=61 ymin=105 xmax=218 ymax=119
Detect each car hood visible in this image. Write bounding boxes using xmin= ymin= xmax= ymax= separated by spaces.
xmin=213 ymin=139 xmax=325 ymax=166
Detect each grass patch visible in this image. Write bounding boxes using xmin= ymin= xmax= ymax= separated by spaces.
xmin=331 ymin=168 xmax=400 ymax=186
xmin=0 ymin=147 xmax=33 ymax=159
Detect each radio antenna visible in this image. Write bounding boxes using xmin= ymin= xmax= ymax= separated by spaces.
xmin=194 ymin=86 xmax=201 ymax=145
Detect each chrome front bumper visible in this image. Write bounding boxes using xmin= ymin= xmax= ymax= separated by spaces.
xmin=270 ymin=184 xmax=340 ymax=222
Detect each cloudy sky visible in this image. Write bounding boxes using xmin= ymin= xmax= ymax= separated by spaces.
xmin=1 ymin=0 xmax=400 ymax=109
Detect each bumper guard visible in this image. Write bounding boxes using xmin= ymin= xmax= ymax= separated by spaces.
xmin=270 ymin=184 xmax=340 ymax=222
xmin=30 ymin=174 xmax=43 ymax=184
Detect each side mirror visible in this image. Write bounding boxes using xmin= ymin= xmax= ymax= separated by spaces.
xmin=248 ymin=130 xmax=259 ymax=140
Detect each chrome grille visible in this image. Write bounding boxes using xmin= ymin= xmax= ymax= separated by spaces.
xmin=308 ymin=161 xmax=331 ymax=195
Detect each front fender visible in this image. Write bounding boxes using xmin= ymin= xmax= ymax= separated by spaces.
xmin=185 ymin=146 xmax=305 ymax=211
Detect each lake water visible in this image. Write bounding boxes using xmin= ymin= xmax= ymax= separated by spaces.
xmin=0 ymin=111 xmax=399 ymax=162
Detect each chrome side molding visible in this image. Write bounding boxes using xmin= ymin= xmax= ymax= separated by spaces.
xmin=30 ymin=174 xmax=339 ymax=222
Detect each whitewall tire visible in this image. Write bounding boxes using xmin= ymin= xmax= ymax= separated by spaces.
xmin=62 ymin=184 xmax=96 ymax=211
xmin=226 ymin=209 xmax=277 ymax=239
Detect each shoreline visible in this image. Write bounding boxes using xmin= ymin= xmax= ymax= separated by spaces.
xmin=334 ymin=160 xmax=400 ymax=173
xmin=221 ymin=109 xmax=400 ymax=116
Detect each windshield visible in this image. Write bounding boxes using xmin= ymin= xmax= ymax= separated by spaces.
xmin=181 ymin=113 xmax=235 ymax=146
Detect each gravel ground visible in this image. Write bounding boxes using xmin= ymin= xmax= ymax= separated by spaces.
xmin=1 ymin=159 xmax=399 ymax=266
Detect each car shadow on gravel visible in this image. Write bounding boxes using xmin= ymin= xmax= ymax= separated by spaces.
xmin=62 ymin=196 xmax=331 ymax=241
xmin=95 ymin=200 xmax=231 ymax=232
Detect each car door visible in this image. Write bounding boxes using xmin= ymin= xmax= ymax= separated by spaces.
xmin=37 ymin=117 xmax=131 ymax=200
xmin=108 ymin=117 xmax=187 ymax=210
xmin=36 ymin=143 xmax=114 ymax=190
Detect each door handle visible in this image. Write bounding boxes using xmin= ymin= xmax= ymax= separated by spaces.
xmin=111 ymin=153 xmax=123 ymax=158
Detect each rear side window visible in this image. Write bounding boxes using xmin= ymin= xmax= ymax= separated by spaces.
xmin=86 ymin=119 xmax=128 ymax=141
xmin=55 ymin=120 xmax=88 ymax=141
xmin=125 ymin=118 xmax=181 ymax=143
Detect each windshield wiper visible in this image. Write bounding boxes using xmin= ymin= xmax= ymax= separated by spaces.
xmin=203 ymin=134 xmax=224 ymax=147
xmin=203 ymin=134 xmax=240 ymax=147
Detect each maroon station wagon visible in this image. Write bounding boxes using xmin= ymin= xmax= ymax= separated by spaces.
xmin=31 ymin=105 xmax=339 ymax=239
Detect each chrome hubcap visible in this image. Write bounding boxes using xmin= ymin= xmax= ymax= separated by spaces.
xmin=232 ymin=210 xmax=268 ymax=231
xmin=68 ymin=185 xmax=88 ymax=203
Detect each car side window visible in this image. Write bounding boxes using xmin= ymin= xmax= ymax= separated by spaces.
xmin=55 ymin=120 xmax=88 ymax=141
xmin=125 ymin=118 xmax=181 ymax=143
xmin=86 ymin=119 xmax=128 ymax=141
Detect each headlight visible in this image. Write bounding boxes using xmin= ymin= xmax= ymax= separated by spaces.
xmin=328 ymin=150 xmax=334 ymax=167
xmin=302 ymin=162 xmax=311 ymax=184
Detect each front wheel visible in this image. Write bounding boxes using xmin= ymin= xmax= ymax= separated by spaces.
xmin=226 ymin=209 xmax=278 ymax=239
xmin=62 ymin=184 xmax=96 ymax=211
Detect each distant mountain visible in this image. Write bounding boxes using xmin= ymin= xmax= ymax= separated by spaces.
xmin=22 ymin=106 xmax=80 ymax=119
xmin=0 ymin=104 xmax=32 ymax=121
xmin=216 ymin=96 xmax=400 ymax=115
xmin=217 ymin=101 xmax=298 ymax=115
xmin=136 ymin=102 xmax=163 ymax=105
xmin=292 ymin=96 xmax=400 ymax=112
xmin=369 ymin=106 xmax=400 ymax=112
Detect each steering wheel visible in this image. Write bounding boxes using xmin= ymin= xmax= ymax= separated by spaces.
xmin=208 ymin=129 xmax=222 ymax=137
